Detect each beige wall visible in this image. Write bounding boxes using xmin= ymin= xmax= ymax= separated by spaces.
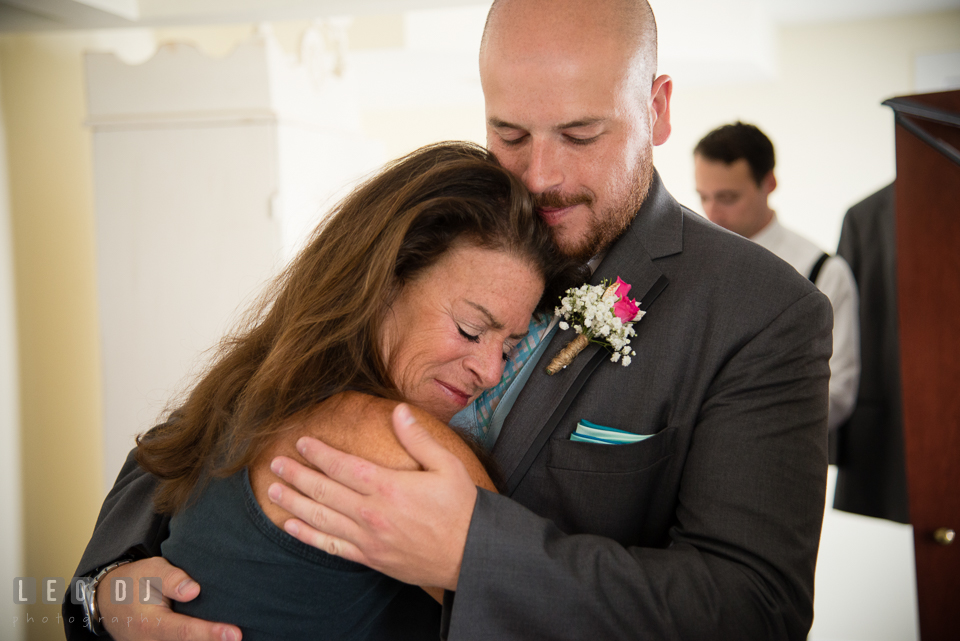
xmin=0 ymin=31 xmax=106 ymax=641
xmin=1 ymin=58 xmax=26 ymax=641
xmin=0 ymin=8 xmax=957 ymax=641
xmin=657 ymin=9 xmax=960 ymax=250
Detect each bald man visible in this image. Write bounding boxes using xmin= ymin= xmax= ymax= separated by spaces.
xmin=69 ymin=2 xmax=831 ymax=640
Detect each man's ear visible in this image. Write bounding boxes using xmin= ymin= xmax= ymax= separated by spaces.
xmin=762 ymin=170 xmax=777 ymax=196
xmin=649 ymin=74 xmax=672 ymax=146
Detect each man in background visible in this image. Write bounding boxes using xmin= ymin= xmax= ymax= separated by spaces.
xmin=694 ymin=121 xmax=860 ymax=431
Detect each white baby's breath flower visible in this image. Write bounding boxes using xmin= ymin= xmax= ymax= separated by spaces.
xmin=550 ymin=277 xmax=647 ymax=372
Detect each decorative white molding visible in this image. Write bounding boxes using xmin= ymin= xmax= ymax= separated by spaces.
xmin=85 ymin=25 xmax=365 ymax=132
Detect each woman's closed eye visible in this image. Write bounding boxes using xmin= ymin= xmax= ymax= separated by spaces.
xmin=457 ymin=325 xmax=481 ymax=343
xmin=459 ymin=321 xmax=524 ymax=362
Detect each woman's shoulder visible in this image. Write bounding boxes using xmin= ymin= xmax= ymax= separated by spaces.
xmin=249 ymin=392 xmax=495 ymax=530
xmin=311 ymin=392 xmax=496 ymax=492
xmin=296 ymin=391 xmax=436 ymax=471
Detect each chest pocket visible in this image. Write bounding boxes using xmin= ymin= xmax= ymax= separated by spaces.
xmin=538 ymin=426 xmax=680 ymax=546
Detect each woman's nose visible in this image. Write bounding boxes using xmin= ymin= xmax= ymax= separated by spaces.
xmin=467 ymin=344 xmax=506 ymax=391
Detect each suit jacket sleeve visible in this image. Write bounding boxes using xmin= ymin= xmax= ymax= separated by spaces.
xmin=445 ymin=288 xmax=832 ymax=641
xmin=63 ymin=445 xmax=168 ymax=640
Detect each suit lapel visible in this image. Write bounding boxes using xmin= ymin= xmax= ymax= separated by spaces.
xmin=492 ymin=325 xmax=604 ymax=481
xmin=493 ymin=171 xmax=683 ymax=484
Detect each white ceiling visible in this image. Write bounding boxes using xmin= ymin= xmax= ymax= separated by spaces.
xmin=2 ymin=0 xmax=957 ymax=96
xmin=1 ymin=0 xmax=959 ymax=32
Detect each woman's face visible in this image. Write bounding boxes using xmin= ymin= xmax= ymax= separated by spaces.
xmin=381 ymin=243 xmax=544 ymax=423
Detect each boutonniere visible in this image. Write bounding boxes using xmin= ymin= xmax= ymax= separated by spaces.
xmin=546 ymin=277 xmax=645 ymax=375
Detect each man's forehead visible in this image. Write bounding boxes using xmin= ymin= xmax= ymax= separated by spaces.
xmin=480 ymin=28 xmax=648 ymax=126
xmin=481 ymin=51 xmax=634 ymax=121
xmin=696 ymin=158 xmax=756 ymax=188
xmin=481 ymin=24 xmax=633 ymax=76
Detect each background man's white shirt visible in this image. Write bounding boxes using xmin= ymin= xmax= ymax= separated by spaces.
xmin=752 ymin=214 xmax=860 ymax=430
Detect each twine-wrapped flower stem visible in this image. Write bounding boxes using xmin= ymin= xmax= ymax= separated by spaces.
xmin=545 ymin=277 xmax=644 ymax=375
xmin=545 ymin=334 xmax=590 ymax=375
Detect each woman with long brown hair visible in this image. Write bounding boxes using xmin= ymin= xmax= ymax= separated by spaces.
xmin=134 ymin=141 xmax=572 ymax=640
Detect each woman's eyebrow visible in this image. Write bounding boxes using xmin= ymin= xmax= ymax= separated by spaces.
xmin=466 ymin=301 xmax=529 ymax=340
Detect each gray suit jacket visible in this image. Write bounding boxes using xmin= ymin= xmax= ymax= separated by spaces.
xmin=832 ymin=183 xmax=909 ymax=523
xmin=443 ymin=174 xmax=833 ymax=640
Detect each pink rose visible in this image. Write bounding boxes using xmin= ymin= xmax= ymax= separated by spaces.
xmin=613 ymin=276 xmax=632 ymax=299
xmin=614 ymin=296 xmax=640 ymax=323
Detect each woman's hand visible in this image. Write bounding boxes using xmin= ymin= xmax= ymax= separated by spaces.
xmin=268 ymin=404 xmax=479 ymax=591
xmin=99 ymin=556 xmax=241 ymax=641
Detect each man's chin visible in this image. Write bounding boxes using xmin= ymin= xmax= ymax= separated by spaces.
xmin=553 ymin=230 xmax=603 ymax=263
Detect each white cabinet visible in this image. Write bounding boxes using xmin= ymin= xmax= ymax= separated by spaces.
xmin=85 ymin=29 xmax=382 ymax=490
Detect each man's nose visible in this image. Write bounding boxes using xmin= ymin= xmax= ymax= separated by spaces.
xmin=521 ymin=140 xmax=563 ymax=194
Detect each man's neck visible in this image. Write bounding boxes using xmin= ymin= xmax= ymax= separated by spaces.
xmin=747 ymin=208 xmax=776 ymax=240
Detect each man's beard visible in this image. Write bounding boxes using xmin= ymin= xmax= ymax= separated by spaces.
xmin=533 ymin=148 xmax=653 ymax=263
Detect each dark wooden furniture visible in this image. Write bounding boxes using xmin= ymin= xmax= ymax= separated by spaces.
xmin=886 ymin=89 xmax=960 ymax=640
